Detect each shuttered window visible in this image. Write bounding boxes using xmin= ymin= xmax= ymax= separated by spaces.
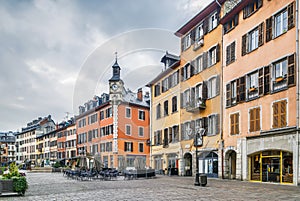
xmin=242 ymin=23 xmax=264 ymax=55
xmin=226 ymin=41 xmax=236 ymax=66
xmin=273 ymin=100 xmax=287 ymax=129
xmin=249 ymin=107 xmax=260 ymax=132
xmin=230 ymin=113 xmax=239 ymax=135
xmin=288 ymin=53 xmax=295 ymax=86
xmin=243 ymin=0 xmax=263 ymax=19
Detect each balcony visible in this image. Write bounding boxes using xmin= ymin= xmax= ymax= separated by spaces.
xmin=186 ymin=99 xmax=206 ymax=113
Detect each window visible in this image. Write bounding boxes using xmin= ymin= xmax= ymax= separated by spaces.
xmin=208 ymin=46 xmax=216 ymax=67
xmin=195 ymin=55 xmax=203 ymax=73
xmin=273 ymin=100 xmax=287 ymax=129
xmin=125 ymin=107 xmax=131 ymax=118
xmin=249 ymin=71 xmax=258 ymax=89
xmin=162 ymin=78 xmax=169 ymax=93
xmin=164 ymin=100 xmax=168 ymax=116
xmin=182 ymin=89 xmax=190 ymax=108
xmin=154 ymin=83 xmax=161 ymax=97
xmin=249 ymin=29 xmax=258 ymax=52
xmin=172 ymin=96 xmax=177 ymax=113
xmin=209 ymin=12 xmax=218 ymax=31
xmin=242 ymin=23 xmax=263 ymax=55
xmin=124 ymin=142 xmax=133 ymax=152
xmin=181 ymin=63 xmax=191 ymax=81
xmin=138 ymin=110 xmax=145 ymax=120
xmin=208 ymin=76 xmax=219 ymax=99
xmin=243 ymin=0 xmax=262 ymax=19
xmin=168 ymin=70 xmax=179 ymax=88
xmin=182 ymin=122 xmax=192 ymax=140
xmin=224 ymin=14 xmax=239 ymax=34
xmin=207 ymin=114 xmax=219 ymax=136
xmin=226 ymin=41 xmax=236 ymax=65
xmin=266 ymin=2 xmax=295 ymax=42
xmin=106 ymin=107 xmax=112 ymax=118
xmin=154 ymin=130 xmax=162 ymax=145
xmin=274 ymin=9 xmax=288 ymax=38
xmin=125 ymin=125 xmax=131 ymax=135
xmin=274 ymin=59 xmax=287 ymax=79
xmin=230 ymin=113 xmax=239 ymax=135
xmin=249 ymin=107 xmax=260 ymax=132
xmin=139 ymin=143 xmax=144 ymax=152
xmin=231 ymin=81 xmax=237 ymax=104
xmin=183 ymin=33 xmax=191 ymax=50
xmin=100 ymin=111 xmax=104 ymax=120
xmin=156 ymin=104 xmax=161 ymax=119
xmin=138 ymin=127 xmax=144 ymax=137
xmin=195 ymin=23 xmax=204 ymax=41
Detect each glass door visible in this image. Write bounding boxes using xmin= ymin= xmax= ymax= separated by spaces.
xmin=262 ymin=157 xmax=280 ymax=183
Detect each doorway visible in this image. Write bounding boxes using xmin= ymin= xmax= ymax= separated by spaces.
xmin=184 ymin=153 xmax=192 ymax=176
xmin=225 ymin=150 xmax=236 ymax=179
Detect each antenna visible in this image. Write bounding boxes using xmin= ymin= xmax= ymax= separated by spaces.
xmin=115 ymin=51 xmax=118 ymax=62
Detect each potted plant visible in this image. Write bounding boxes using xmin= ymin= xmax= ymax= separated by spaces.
xmin=249 ymin=86 xmax=257 ymax=92
xmin=0 ymin=162 xmax=28 ymax=196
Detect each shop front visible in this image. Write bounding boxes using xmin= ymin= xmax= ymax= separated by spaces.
xmin=198 ymin=151 xmax=218 ymax=178
xmin=249 ymin=150 xmax=293 ymax=184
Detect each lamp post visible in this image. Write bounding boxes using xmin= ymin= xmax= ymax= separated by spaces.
xmin=194 ymin=128 xmax=204 ymax=186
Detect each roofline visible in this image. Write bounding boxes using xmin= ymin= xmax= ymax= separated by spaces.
xmin=146 ymin=60 xmax=180 ymax=87
xmin=175 ymin=1 xmax=223 ymax=37
xmin=220 ymin=0 xmax=249 ymax=25
xmin=75 ymin=102 xmax=110 ymax=120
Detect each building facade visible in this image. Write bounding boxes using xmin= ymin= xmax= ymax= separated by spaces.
xmin=220 ymin=0 xmax=298 ymax=185
xmin=149 ymin=1 xmax=222 ymax=177
xmin=75 ymin=59 xmax=150 ymax=170
xmin=0 ymin=132 xmax=16 ymax=165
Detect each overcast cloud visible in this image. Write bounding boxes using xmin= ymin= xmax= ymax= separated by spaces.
xmin=0 ymin=0 xmax=213 ymax=131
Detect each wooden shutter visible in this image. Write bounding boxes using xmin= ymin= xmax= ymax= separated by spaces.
xmin=180 ymin=93 xmax=183 ymax=108
xmin=258 ymin=22 xmax=264 ymax=47
xmin=190 ymin=62 xmax=195 ymax=77
xmin=258 ymin=68 xmax=264 ymax=96
xmin=216 ymin=44 xmax=220 ymax=63
xmin=181 ymin=67 xmax=184 ymax=81
xmin=181 ymin=124 xmax=184 ymax=141
xmin=215 ymin=114 xmax=220 ymax=134
xmin=257 ymin=0 xmax=263 ymax=9
xmin=242 ymin=34 xmax=247 ymax=56
xmin=249 ymin=109 xmax=254 ymax=132
xmin=273 ymin=102 xmax=279 ymax=128
xmin=239 ymin=76 xmax=246 ymax=102
xmin=181 ymin=38 xmax=184 ymax=52
xmin=231 ymin=41 xmax=236 ymax=62
xmin=202 ymin=81 xmax=208 ymax=100
xmin=190 ymin=29 xmax=196 ymax=44
xmin=203 ymin=52 xmax=208 ymax=69
xmin=226 ymin=83 xmax=231 ymax=107
xmin=203 ymin=117 xmax=208 ymax=135
xmin=131 ymin=142 xmax=133 ymax=152
xmin=124 ymin=142 xmax=127 ymax=151
xmin=203 ymin=18 xmax=208 ymax=35
xmin=168 ymin=75 xmax=172 ymax=89
xmin=255 ymin=107 xmax=261 ymax=131
xmin=169 ymin=127 xmax=172 ymax=143
xmin=191 ymin=87 xmax=195 ymax=107
xmin=288 ymin=2 xmax=295 ymax=30
xmin=216 ymin=75 xmax=220 ymax=96
xmin=235 ymin=113 xmax=239 ymax=134
xmin=191 ymin=120 xmax=195 ymax=140
xmin=226 ymin=44 xmax=230 ymax=66
xmin=280 ymin=100 xmax=287 ymax=128
xmin=264 ymin=66 xmax=270 ymax=94
xmin=230 ymin=114 xmax=234 ymax=135
xmin=234 ymin=14 xmax=239 ymax=26
xmin=266 ymin=16 xmax=273 ymax=42
xmin=288 ymin=53 xmax=295 ymax=86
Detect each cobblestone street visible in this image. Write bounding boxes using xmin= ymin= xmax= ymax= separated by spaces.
xmin=1 ymin=172 xmax=300 ymax=201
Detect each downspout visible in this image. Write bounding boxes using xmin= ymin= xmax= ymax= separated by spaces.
xmin=216 ymin=0 xmax=224 ymax=180
xmin=295 ymin=0 xmax=299 ymax=186
xmin=149 ymin=86 xmax=153 ymax=169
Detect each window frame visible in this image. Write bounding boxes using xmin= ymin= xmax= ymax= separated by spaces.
xmin=138 ymin=110 xmax=145 ymax=121
xmin=125 ymin=107 xmax=131 ymax=119
xmin=125 ymin=124 xmax=131 ymax=136
xmin=138 ymin=126 xmax=144 ymax=137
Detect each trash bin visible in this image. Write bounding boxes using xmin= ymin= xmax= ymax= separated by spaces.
xmin=199 ymin=174 xmax=207 ymax=186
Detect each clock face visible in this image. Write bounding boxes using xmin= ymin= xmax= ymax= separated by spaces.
xmin=111 ymin=84 xmax=119 ymax=91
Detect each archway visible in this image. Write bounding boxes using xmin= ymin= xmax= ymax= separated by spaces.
xmin=183 ymin=153 xmax=192 ymax=176
xmin=225 ymin=150 xmax=236 ymax=179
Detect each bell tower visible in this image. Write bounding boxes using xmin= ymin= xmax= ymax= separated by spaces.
xmin=109 ymin=52 xmax=124 ymax=105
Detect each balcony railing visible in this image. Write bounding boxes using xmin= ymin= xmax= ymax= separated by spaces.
xmin=186 ymin=99 xmax=206 ymax=113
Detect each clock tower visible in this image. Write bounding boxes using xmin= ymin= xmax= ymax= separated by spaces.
xmin=109 ymin=54 xmax=124 ymax=105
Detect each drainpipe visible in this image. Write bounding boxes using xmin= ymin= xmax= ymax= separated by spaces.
xmin=296 ymin=0 xmax=299 ymax=186
xmin=149 ymin=87 xmax=153 ymax=169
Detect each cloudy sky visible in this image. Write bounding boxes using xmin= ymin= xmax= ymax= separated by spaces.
xmin=0 ymin=0 xmax=213 ymax=131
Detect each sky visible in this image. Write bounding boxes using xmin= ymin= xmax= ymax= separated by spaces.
xmin=0 ymin=0 xmax=213 ymax=132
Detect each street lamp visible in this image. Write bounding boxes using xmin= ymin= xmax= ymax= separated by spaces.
xmin=194 ymin=128 xmax=205 ymax=186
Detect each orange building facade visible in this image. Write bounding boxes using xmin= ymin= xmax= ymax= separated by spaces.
xmin=220 ymin=0 xmax=298 ymax=185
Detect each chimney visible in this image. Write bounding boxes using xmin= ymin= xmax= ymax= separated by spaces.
xmin=137 ymin=88 xmax=143 ymax=101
